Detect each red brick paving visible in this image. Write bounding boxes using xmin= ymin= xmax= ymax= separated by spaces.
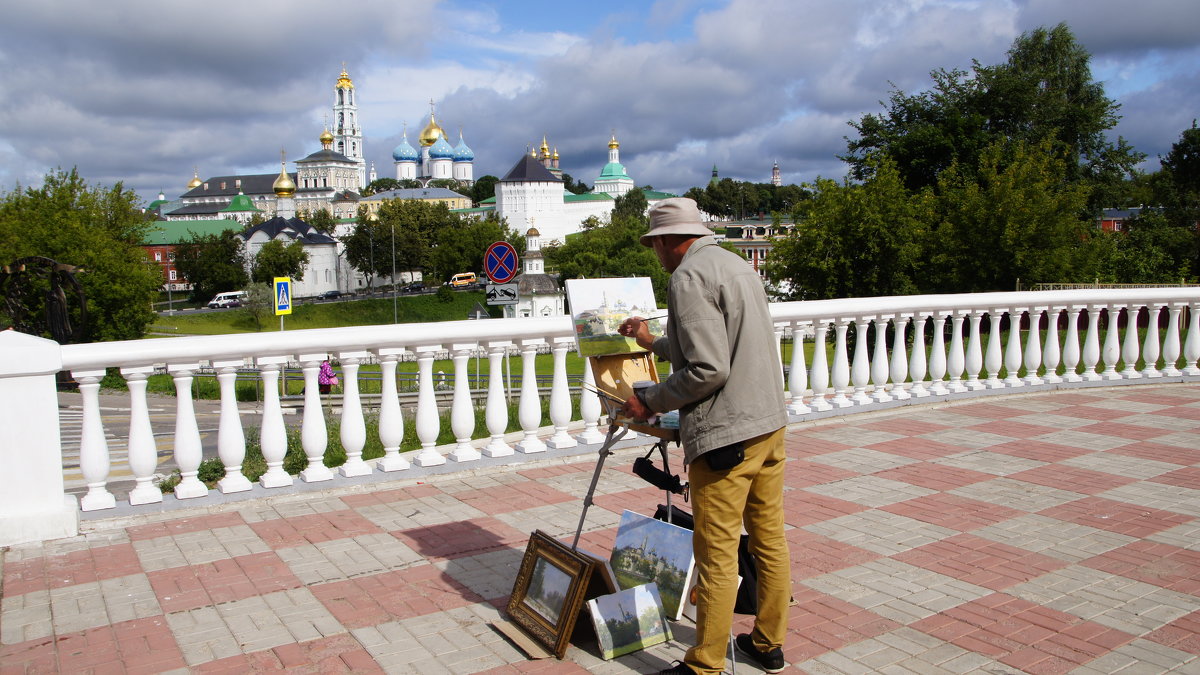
xmin=249 ymin=509 xmax=384 ymax=548
xmin=1144 ymin=610 xmax=1200 ymax=655
xmin=391 ymin=517 xmax=527 ymax=560
xmin=1081 ymin=540 xmax=1200 ymax=594
xmin=1038 ymin=496 xmax=1194 ymax=538
xmin=457 ymin=481 xmax=577 ymax=515
xmin=148 ymin=550 xmax=301 ymax=613
xmin=311 ymin=565 xmax=484 ymax=628
xmin=895 ymin=533 xmax=1069 ymax=591
xmin=988 ymin=439 xmax=1093 ymax=463
xmin=1109 ymin=440 xmax=1200 ymax=466
xmin=966 ymin=420 xmax=1059 ymax=439
xmin=125 ymin=511 xmax=246 ymax=541
xmin=881 ymin=493 xmax=1025 ymax=531
xmin=864 ymin=437 xmax=965 ymax=460
xmin=1007 ymin=464 xmax=1138 ymax=495
xmin=786 ymin=529 xmax=880 ymax=580
xmin=874 ymin=463 xmax=995 ymax=491
xmin=782 ymin=587 xmax=902 ymax=663
xmin=197 ymin=633 xmax=386 ymax=673
xmin=784 ymin=459 xmax=860 ymax=488
xmin=781 ymin=491 xmax=869 ymax=528
xmin=1150 ymin=466 xmax=1200 ymax=488
xmin=339 ymin=483 xmax=443 ymax=507
xmin=860 ymin=417 xmax=954 ymax=436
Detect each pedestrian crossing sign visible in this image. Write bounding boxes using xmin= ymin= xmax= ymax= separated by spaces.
xmin=274 ymin=277 xmax=292 ymax=315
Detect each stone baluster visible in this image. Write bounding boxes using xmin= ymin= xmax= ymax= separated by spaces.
xmin=121 ymin=366 xmax=162 ymax=505
xmin=909 ymin=314 xmax=930 ymax=397
xmin=890 ymin=316 xmax=911 ymax=400
xmin=1081 ymin=306 xmax=1103 ymax=381
xmin=830 ymin=318 xmax=853 ymax=408
xmin=850 ymin=317 xmax=872 ymax=405
xmin=1142 ymin=306 xmax=1163 ymax=378
xmin=450 ymin=344 xmax=482 ymax=461
xmin=964 ymin=310 xmax=985 ymax=391
xmin=74 ymin=370 xmax=115 ymax=511
xmin=256 ymin=357 xmax=293 ymax=487
xmin=1023 ymin=307 xmax=1045 ymax=386
xmin=984 ymin=310 xmax=1005 ymax=388
xmin=1062 ymin=306 xmax=1084 ymax=382
xmin=485 ymin=342 xmax=517 ymax=454
xmin=516 ymin=338 xmax=547 ymax=453
xmin=1162 ymin=305 xmax=1183 ymax=376
xmin=297 ymin=354 xmax=333 ymax=483
xmin=809 ymin=322 xmax=833 ymax=410
xmin=788 ymin=322 xmax=811 ymax=414
xmin=946 ymin=312 xmax=967 ymax=393
xmin=337 ymin=352 xmax=372 ymax=476
xmin=1042 ymin=307 xmax=1064 ymax=384
xmin=413 ymin=345 xmax=445 ymax=466
xmin=167 ymin=363 xmax=207 ymax=499
xmin=376 ymin=348 xmax=410 ymax=471
xmin=1100 ymin=306 xmax=1123 ymax=380
xmin=870 ymin=317 xmax=893 ymax=403
xmin=213 ymin=360 xmax=252 ymax=493
xmin=1121 ymin=306 xmax=1144 ymax=379
xmin=576 ymin=358 xmax=606 ymax=444
xmin=928 ymin=313 xmax=949 ymax=395
xmin=1003 ymin=310 xmax=1025 ymax=387
xmin=1184 ymin=303 xmax=1200 ymax=376
xmin=547 ymin=338 xmax=578 ymax=450
xmin=775 ymin=326 xmax=786 ymax=394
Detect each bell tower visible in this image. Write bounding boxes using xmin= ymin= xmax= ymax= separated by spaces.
xmin=333 ymin=65 xmax=366 ymax=189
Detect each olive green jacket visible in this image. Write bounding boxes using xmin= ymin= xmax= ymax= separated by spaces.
xmin=641 ymin=236 xmax=788 ymax=464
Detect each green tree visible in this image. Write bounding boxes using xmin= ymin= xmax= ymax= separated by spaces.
xmin=765 ymin=158 xmax=933 ymax=300
xmin=0 ymin=168 xmax=160 ymax=341
xmin=428 ymin=215 xmax=523 ymax=283
xmin=341 ymin=207 xmax=390 ymax=288
xmin=174 ymin=229 xmax=248 ymax=303
xmin=240 ymin=282 xmax=274 ymax=331
xmin=561 ymin=173 xmax=591 ymax=195
xmin=611 ymin=188 xmax=648 ymax=225
xmin=1156 ymin=122 xmax=1200 ymax=276
xmin=470 ymin=175 xmax=499 ymax=204
xmin=1092 ymin=210 xmax=1195 ymax=284
xmin=251 ymin=239 xmax=309 ymax=283
xmin=427 ymin=178 xmax=462 ymax=190
xmin=304 ymin=208 xmax=337 ymax=234
xmin=930 ymin=139 xmax=1092 ymax=291
xmin=363 ymin=178 xmax=402 ymax=196
xmin=548 ymin=212 xmax=669 ymax=304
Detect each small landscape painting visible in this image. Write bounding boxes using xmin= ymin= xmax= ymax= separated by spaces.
xmin=566 ymin=277 xmax=662 ymax=357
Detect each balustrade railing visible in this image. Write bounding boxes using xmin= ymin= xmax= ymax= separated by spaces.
xmin=1 ymin=289 xmax=1198 ymax=545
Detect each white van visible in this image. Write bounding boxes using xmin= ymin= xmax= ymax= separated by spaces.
xmin=207 ymin=290 xmax=246 ymax=309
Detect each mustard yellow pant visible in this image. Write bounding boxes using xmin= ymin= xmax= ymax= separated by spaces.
xmin=685 ymin=427 xmax=790 ymax=674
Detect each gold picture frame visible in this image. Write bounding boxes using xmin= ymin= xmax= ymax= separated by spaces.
xmin=507 ymin=530 xmax=597 ymax=659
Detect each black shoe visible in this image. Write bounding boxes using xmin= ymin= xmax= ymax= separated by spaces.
xmin=735 ymin=633 xmax=786 ymax=673
xmin=656 ymin=662 xmax=697 ymax=674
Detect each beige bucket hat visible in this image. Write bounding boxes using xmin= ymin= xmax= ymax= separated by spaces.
xmin=640 ymin=197 xmax=712 ymax=246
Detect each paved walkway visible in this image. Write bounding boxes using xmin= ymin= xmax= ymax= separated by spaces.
xmin=3 ymin=384 xmax=1199 ymax=674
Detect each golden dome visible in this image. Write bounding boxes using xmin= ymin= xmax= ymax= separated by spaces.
xmin=540 ymin=135 xmax=550 ymax=156
xmin=187 ymin=168 xmax=202 ymax=189
xmin=273 ymin=159 xmax=296 ymax=197
xmin=335 ymin=67 xmax=354 ymax=90
xmin=552 ymin=147 xmax=559 ymax=160
xmin=320 ymin=128 xmax=335 ymax=146
xmin=608 ymin=133 xmax=620 ymax=149
xmin=419 ymin=113 xmax=446 ymax=147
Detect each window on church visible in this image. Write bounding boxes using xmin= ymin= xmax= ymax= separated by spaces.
xmin=169 ymin=270 xmax=177 ymax=281
xmin=154 ymin=252 xmax=162 ymax=261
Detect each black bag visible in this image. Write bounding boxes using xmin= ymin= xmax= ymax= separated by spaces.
xmin=654 ymin=503 xmax=759 ymax=615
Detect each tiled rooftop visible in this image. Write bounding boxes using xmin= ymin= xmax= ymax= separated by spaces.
xmin=3 ymin=384 xmax=1198 ymax=674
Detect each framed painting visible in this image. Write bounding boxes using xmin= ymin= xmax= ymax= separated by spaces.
xmin=587 ymin=583 xmax=672 ymax=660
xmin=507 ymin=530 xmax=596 ymax=659
xmin=565 ymin=277 xmax=663 ymax=357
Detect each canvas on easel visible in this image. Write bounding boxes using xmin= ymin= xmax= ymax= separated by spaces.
xmin=566 ymin=277 xmax=663 ymax=358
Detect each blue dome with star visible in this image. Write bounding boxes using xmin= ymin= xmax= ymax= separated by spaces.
xmin=392 ymin=137 xmax=418 ymax=162
xmin=453 ymin=136 xmax=474 ymax=162
xmin=429 ymin=136 xmax=455 ymax=159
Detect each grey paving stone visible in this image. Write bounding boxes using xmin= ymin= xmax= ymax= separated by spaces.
xmin=277 ymin=532 xmax=424 ymax=584
xmin=1096 ymin=482 xmax=1200 ymax=517
xmin=1061 ymin=452 xmax=1182 ymax=479
xmin=803 ymin=559 xmax=990 ymax=624
xmin=1034 ymin=429 xmax=1135 ymax=451
xmin=164 ymin=605 xmax=245 ymax=666
xmin=1147 ymin=521 xmax=1200 ymax=550
xmin=131 ymin=524 xmax=269 ymax=572
xmin=933 ymin=450 xmax=1047 ymax=476
xmin=807 ymin=426 xmax=905 ymax=448
xmin=971 ymin=514 xmax=1136 ymax=562
xmin=434 ymin=547 xmax=525 ymax=601
xmin=1115 ymin=413 xmax=1200 ymax=432
xmin=804 ymin=475 xmax=937 ymax=507
xmin=497 ymin=499 xmax=622 ymax=539
xmin=1007 ymin=564 xmax=1195 ymax=635
xmin=949 ymin=477 xmax=1086 ymax=511
xmin=356 ymin=493 xmax=487 ymax=531
xmin=1068 ymin=638 xmax=1200 ymax=674
xmin=804 ymin=510 xmax=958 ymax=556
xmin=807 ymin=448 xmax=919 ymax=474
xmin=1 ymin=589 xmax=51 ymax=644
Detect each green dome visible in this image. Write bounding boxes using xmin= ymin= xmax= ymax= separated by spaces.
xmin=598 ymin=161 xmax=629 ymax=179
xmin=221 ymin=192 xmax=262 ymax=213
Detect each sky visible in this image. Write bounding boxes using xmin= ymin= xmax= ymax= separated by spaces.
xmin=0 ymin=0 xmax=1197 ymax=207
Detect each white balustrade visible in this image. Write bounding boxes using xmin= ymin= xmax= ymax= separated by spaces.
xmin=298 ymin=354 xmax=333 ymax=482
xmin=213 ymin=360 xmax=252 ymax=493
xmin=1023 ymin=307 xmax=1045 ymax=386
xmin=788 ymin=322 xmax=811 ymax=413
xmin=984 ymin=310 xmax=1004 ymax=388
xmin=449 ymin=344 xmax=482 ymax=461
xmin=809 ymin=322 xmax=833 ymax=410
xmin=890 ymin=316 xmax=911 ymax=400
xmin=485 ymin=342 xmax=517 ymax=454
xmin=121 ymin=366 xmax=162 ymax=505
xmin=256 ymin=357 xmax=293 ymax=487
xmin=74 ymin=370 xmax=115 ymax=511
xmin=928 ymin=313 xmax=949 ymax=395
xmin=413 ymin=345 xmax=445 ymax=467
xmin=376 ymin=348 xmax=410 ymax=471
xmin=1101 ymin=306 xmax=1123 ymax=381
xmin=4 ymin=286 xmax=1187 ymax=532
xmin=516 ymin=338 xmax=547 ymax=453
xmin=870 ymin=317 xmax=893 ymax=403
xmin=964 ymin=311 xmax=984 ymax=391
xmin=1042 ymin=307 xmax=1063 ymax=384
xmin=547 ymin=338 xmax=578 ymax=450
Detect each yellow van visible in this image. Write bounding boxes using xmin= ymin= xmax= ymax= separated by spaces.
xmin=449 ymin=272 xmax=477 ymax=288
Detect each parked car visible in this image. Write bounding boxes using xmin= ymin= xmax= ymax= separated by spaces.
xmin=402 ymin=282 xmax=426 ymax=294
xmin=319 ymin=290 xmax=343 ymax=301
xmin=207 ymin=290 xmax=246 ymax=309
